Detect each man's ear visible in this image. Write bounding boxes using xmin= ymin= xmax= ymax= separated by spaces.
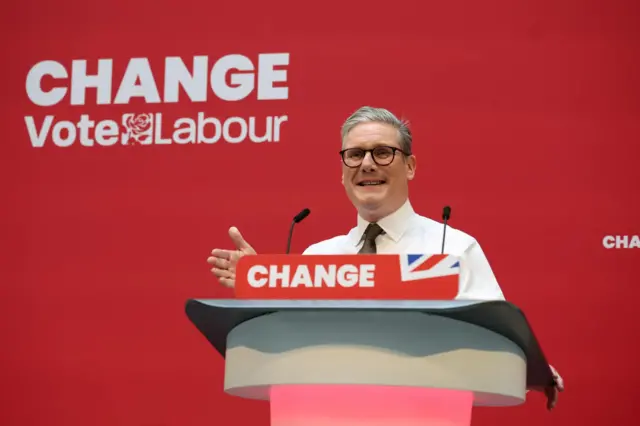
xmin=406 ymin=155 xmax=417 ymax=180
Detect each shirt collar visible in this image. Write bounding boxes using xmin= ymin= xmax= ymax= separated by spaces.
xmin=354 ymin=200 xmax=415 ymax=245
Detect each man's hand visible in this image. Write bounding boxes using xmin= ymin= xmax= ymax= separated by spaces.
xmin=529 ymin=364 xmax=564 ymax=411
xmin=207 ymin=227 xmax=256 ymax=288
xmin=545 ymin=365 xmax=564 ymax=411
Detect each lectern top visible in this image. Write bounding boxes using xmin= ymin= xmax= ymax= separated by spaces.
xmin=185 ymin=298 xmax=556 ymax=389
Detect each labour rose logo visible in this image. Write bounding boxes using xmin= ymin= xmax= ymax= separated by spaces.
xmin=122 ymin=113 xmax=153 ymax=145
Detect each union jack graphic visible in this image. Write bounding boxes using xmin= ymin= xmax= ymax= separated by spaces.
xmin=399 ymin=254 xmax=460 ymax=282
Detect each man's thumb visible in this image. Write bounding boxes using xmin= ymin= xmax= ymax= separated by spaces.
xmin=228 ymin=226 xmax=253 ymax=250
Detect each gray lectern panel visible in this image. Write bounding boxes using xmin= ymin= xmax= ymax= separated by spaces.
xmin=184 ymin=299 xmax=555 ymax=389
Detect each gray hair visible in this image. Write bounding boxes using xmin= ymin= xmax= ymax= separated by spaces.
xmin=341 ymin=106 xmax=413 ymax=154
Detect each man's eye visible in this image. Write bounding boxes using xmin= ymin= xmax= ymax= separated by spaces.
xmin=375 ymin=150 xmax=391 ymax=157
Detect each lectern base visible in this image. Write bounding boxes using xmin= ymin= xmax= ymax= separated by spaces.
xmin=270 ymin=385 xmax=473 ymax=426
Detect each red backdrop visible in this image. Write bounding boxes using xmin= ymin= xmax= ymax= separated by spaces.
xmin=2 ymin=0 xmax=639 ymax=425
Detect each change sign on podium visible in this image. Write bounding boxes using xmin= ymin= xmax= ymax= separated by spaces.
xmin=234 ymin=254 xmax=461 ymax=300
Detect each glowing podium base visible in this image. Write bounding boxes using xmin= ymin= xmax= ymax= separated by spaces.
xmin=270 ymin=385 xmax=472 ymax=426
xmin=185 ymin=299 xmax=555 ymax=426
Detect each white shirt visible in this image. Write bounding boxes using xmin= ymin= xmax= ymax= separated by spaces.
xmin=302 ymin=200 xmax=506 ymax=301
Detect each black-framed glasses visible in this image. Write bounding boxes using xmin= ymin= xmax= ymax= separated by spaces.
xmin=339 ymin=146 xmax=410 ymax=168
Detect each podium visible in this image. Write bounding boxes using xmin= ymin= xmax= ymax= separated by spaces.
xmin=186 ymin=254 xmax=555 ymax=426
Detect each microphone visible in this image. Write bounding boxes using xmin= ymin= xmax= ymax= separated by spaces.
xmin=441 ymin=206 xmax=451 ymax=254
xmin=286 ymin=208 xmax=311 ymax=254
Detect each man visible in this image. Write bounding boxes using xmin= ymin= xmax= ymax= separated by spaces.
xmin=207 ymin=106 xmax=563 ymax=410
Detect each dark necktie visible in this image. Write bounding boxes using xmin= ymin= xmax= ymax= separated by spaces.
xmin=358 ymin=223 xmax=385 ymax=254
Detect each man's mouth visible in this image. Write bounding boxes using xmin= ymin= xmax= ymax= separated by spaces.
xmin=357 ymin=180 xmax=386 ymax=186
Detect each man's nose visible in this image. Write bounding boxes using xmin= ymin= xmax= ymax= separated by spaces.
xmin=361 ymin=151 xmax=377 ymax=171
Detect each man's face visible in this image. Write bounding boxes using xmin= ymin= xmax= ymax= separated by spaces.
xmin=341 ymin=122 xmax=416 ymax=220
